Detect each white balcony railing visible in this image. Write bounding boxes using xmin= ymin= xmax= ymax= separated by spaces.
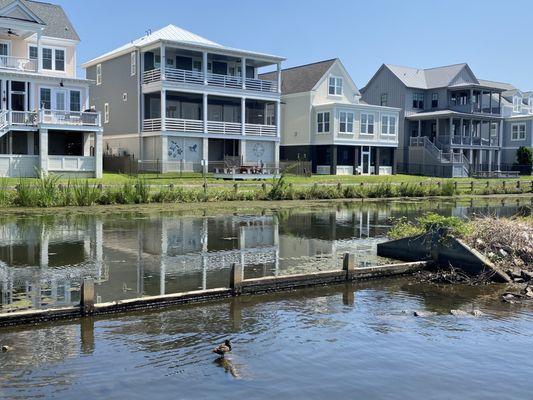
xmin=10 ymin=111 xmax=38 ymax=126
xmin=40 ymin=110 xmax=100 ymax=126
xmin=245 ymin=123 xmax=277 ymax=136
xmin=0 ymin=56 xmax=37 ymax=72
xmin=142 ymin=118 xmax=162 ymax=132
xmin=165 ymin=118 xmax=204 ymax=132
xmin=48 ymin=156 xmax=96 ymax=172
xmin=207 ymin=121 xmax=242 ymax=134
xmin=142 ymin=67 xmax=279 ymax=93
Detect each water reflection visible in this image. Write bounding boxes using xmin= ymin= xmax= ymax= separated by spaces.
xmin=0 ymin=197 xmax=530 ymax=311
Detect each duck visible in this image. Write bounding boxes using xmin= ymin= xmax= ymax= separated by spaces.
xmin=1 ymin=345 xmax=11 ymax=353
xmin=212 ymin=339 xmax=232 ymax=357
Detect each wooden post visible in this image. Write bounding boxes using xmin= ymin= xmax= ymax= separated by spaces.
xmin=470 ymin=181 xmax=474 ymax=192
xmin=343 ymin=252 xmax=356 ymax=280
xmin=516 ymin=180 xmax=521 ymax=190
xmin=502 ymin=180 xmax=506 ymax=190
xmin=81 ymin=277 xmax=95 ymax=315
xmin=230 ymin=263 xmax=243 ymax=295
xmin=486 ymin=181 xmax=490 ymax=188
xmin=454 ymin=181 xmax=458 ymax=192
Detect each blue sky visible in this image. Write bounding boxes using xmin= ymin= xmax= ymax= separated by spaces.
xmin=59 ymin=0 xmax=533 ymax=89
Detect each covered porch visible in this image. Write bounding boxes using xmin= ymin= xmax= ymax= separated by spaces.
xmin=315 ymin=145 xmax=395 ymax=175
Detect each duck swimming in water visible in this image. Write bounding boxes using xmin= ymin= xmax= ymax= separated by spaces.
xmin=213 ymin=339 xmax=232 ymax=357
xmin=1 ymin=345 xmax=11 ymax=353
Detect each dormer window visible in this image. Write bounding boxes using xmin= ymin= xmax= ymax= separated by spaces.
xmin=328 ymin=76 xmax=343 ymax=96
xmin=513 ymin=96 xmax=522 ymax=112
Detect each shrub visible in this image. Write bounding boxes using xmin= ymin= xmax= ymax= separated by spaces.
xmin=36 ymin=174 xmax=60 ymax=207
xmin=396 ymin=183 xmax=426 ymax=197
xmin=367 ymin=182 xmax=394 ymax=198
xmin=72 ymin=180 xmax=101 ymax=206
xmin=440 ymin=181 xmax=456 ymax=196
xmin=0 ymin=178 xmax=12 ymax=206
xmin=14 ymin=179 xmax=39 ymax=207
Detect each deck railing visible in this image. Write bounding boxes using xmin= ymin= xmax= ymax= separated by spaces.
xmin=10 ymin=111 xmax=38 ymax=126
xmin=245 ymin=123 xmax=277 ymax=136
xmin=0 ymin=56 xmax=37 ymax=72
xmin=40 ymin=110 xmax=100 ymax=126
xmin=165 ymin=118 xmax=204 ymax=132
xmin=142 ymin=118 xmax=162 ymax=132
xmin=142 ymin=67 xmax=278 ymax=93
xmin=207 ymin=121 xmax=242 ymax=134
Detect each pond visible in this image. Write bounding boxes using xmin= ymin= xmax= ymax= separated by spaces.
xmin=0 ymin=197 xmax=531 ymax=312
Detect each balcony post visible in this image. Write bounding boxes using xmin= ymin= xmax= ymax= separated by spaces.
xmin=241 ymin=97 xmax=246 ymax=135
xmin=489 ymin=91 xmax=492 ymax=114
xmin=241 ymin=57 xmax=246 ymax=90
xmin=276 ymin=100 xmax=281 ymax=138
xmin=276 ymin=62 xmax=282 ymax=94
xmin=449 ymin=117 xmax=453 ymax=145
xmin=95 ymin=131 xmax=103 ymax=178
xmin=202 ymin=137 xmax=208 ymax=173
xmin=202 ymin=51 xmax=208 ymax=85
xmin=498 ymin=93 xmax=502 ymax=114
xmin=417 ymin=120 xmax=421 ymax=137
xmin=160 ymin=43 xmax=166 ymax=80
xmin=203 ymin=93 xmax=208 ymax=133
xmin=488 ymin=149 xmax=493 ymax=172
xmin=161 ymin=89 xmax=166 ymax=131
xmin=435 ymin=118 xmax=439 ymax=141
xmin=470 ymin=88 xmax=474 ymax=113
xmin=479 ymin=91 xmax=483 ymax=113
xmin=0 ymin=79 xmax=5 ymax=110
xmin=459 ymin=118 xmax=463 ymax=144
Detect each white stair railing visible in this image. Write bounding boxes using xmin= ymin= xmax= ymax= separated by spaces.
xmin=0 ymin=111 xmax=8 ymax=138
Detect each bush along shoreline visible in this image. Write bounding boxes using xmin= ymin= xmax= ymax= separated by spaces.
xmin=0 ymin=175 xmax=532 ymax=208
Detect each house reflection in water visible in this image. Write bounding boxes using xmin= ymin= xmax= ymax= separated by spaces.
xmin=0 ymin=203 xmax=469 ymax=312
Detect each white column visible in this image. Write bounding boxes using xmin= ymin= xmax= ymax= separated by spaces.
xmin=160 ymin=89 xmax=166 ymax=131
xmin=202 ymin=51 xmax=208 ymax=85
xmin=498 ymin=121 xmax=503 ymax=170
xmin=435 ymin=118 xmax=439 ymax=141
xmin=39 ymin=128 xmax=48 ymax=175
xmin=276 ymin=100 xmax=281 ymax=139
xmin=241 ymin=140 xmax=246 ymax=163
xmin=160 ymin=135 xmax=168 ymax=173
xmin=488 ymin=150 xmax=493 ymax=172
xmin=0 ymin=79 xmax=5 ymax=110
xmin=202 ymin=137 xmax=208 ymax=173
xmin=449 ymin=117 xmax=453 ymax=144
xmin=417 ymin=120 xmax=421 ymax=137
xmin=36 ymin=29 xmax=42 ymax=73
xmin=276 ymin=62 xmax=282 ymax=93
xmin=274 ymin=141 xmax=280 ymax=169
xmin=95 ymin=131 xmax=103 ymax=178
xmin=241 ymin=97 xmax=246 ymax=135
xmin=241 ymin=57 xmax=246 ymax=89
xmin=160 ymin=44 xmax=166 ymax=80
xmin=203 ymin=93 xmax=208 ymax=133
xmin=468 ymin=148 xmax=473 ymax=164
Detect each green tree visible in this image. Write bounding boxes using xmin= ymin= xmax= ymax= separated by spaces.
xmin=516 ymin=146 xmax=532 ymax=174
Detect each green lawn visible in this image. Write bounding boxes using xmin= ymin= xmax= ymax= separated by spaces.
xmin=1 ymin=172 xmax=532 ymax=187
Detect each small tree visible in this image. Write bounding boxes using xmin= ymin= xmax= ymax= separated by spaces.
xmin=516 ymin=146 xmax=532 ymax=174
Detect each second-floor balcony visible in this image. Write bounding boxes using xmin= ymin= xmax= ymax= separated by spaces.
xmin=142 ymin=67 xmax=278 ymax=94
xmin=0 ymin=55 xmax=38 ymax=73
xmin=0 ymin=110 xmax=101 ymax=130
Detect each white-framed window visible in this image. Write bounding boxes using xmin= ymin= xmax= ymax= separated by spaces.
xmin=513 ymin=96 xmax=522 ymax=112
xmin=130 ymin=52 xmax=136 ymax=76
xmin=511 ymin=123 xmax=526 ymax=141
xmin=104 ymin=103 xmax=109 ymax=123
xmin=328 ymin=76 xmax=343 ymax=96
xmin=381 ymin=115 xmax=396 ymax=135
xmin=490 ymin=123 xmax=498 ymax=137
xmin=40 ymin=88 xmax=51 ymax=109
xmin=69 ymin=90 xmax=81 ymax=112
xmin=412 ymin=92 xmax=424 ymax=109
xmin=431 ymin=93 xmax=439 ymax=108
xmin=380 ymin=93 xmax=388 ymax=106
xmin=122 ymin=93 xmax=128 ymax=102
xmin=0 ymin=40 xmax=10 ymax=57
xmin=317 ymin=112 xmax=330 ymax=133
xmin=39 ymin=86 xmax=81 ymax=111
xmin=40 ymin=46 xmax=66 ymax=71
xmin=339 ymin=111 xmax=354 ymax=133
xmin=360 ymin=113 xmax=374 ymax=134
xmin=28 ymin=45 xmax=38 ymax=60
xmin=96 ymin=64 xmax=102 ymax=85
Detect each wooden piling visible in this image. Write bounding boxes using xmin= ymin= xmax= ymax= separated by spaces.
xmin=81 ymin=278 xmax=95 ymax=316
xmin=343 ymin=252 xmax=356 ymax=280
xmin=230 ymin=263 xmax=243 ymax=295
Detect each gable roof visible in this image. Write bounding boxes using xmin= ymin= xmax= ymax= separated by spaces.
xmin=82 ymin=24 xmax=284 ymax=68
xmin=0 ymin=0 xmax=79 ymax=41
xmin=259 ymin=59 xmax=337 ymax=95
xmin=383 ymin=63 xmax=477 ymax=89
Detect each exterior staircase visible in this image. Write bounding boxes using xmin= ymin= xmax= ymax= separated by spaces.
xmin=0 ymin=111 xmax=8 ymax=139
xmin=409 ymin=136 xmax=470 ymax=177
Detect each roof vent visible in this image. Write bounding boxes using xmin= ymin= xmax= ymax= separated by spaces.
xmin=145 ymin=29 xmax=152 ymax=36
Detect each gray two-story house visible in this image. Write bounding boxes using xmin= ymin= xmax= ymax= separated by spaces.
xmin=361 ymin=63 xmax=513 ymax=177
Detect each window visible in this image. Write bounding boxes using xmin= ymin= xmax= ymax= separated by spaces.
xmin=104 ymin=103 xmax=109 ymax=123
xmin=339 ymin=111 xmax=354 ymax=133
xmin=96 ymin=64 xmax=102 ymax=85
xmin=0 ymin=42 xmax=8 ymax=56
xmin=511 ymin=123 xmax=526 ymax=140
xmin=431 ymin=93 xmax=438 ymax=108
xmin=122 ymin=93 xmax=128 ymax=102
xmin=412 ymin=92 xmax=424 ymax=109
xmin=513 ymin=96 xmax=522 ymax=112
xmin=29 ymin=46 xmax=38 ymax=60
xmin=361 ymin=113 xmax=374 ymax=134
xmin=42 ymin=48 xmax=52 ymax=70
xmin=130 ymin=52 xmax=136 ymax=76
xmin=380 ymin=93 xmax=388 ymax=106
xmin=55 ymin=49 xmax=65 ymax=71
xmin=381 ymin=115 xmax=396 ymax=135
xmin=317 ymin=112 xmax=330 ymax=133
xmin=328 ymin=76 xmax=343 ymax=96
xmin=69 ymin=90 xmax=81 ymax=112
xmin=40 ymin=88 xmax=51 ymax=109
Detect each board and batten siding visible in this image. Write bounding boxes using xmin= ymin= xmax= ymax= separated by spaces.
xmin=86 ymin=52 xmax=140 ymax=137
xmin=280 ymin=92 xmax=313 ymax=146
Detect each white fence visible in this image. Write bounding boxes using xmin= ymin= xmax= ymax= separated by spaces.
xmin=48 ymin=156 xmax=96 ymax=172
xmin=0 ymin=155 xmax=39 ymax=177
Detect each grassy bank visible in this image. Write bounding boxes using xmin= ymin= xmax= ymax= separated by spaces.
xmin=0 ymin=174 xmax=532 ymax=208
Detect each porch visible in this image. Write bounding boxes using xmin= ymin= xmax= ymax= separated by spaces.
xmin=314 ymin=145 xmax=395 ymax=176
xmin=0 ymin=129 xmax=102 ymax=178
xmin=142 ymin=91 xmax=278 ymax=136
xmin=141 ymin=46 xmax=280 ymax=94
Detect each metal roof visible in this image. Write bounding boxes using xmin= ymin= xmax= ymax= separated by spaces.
xmin=82 ymin=24 xmax=284 ymax=68
xmin=0 ymin=0 xmax=79 ymax=41
xmin=385 ymin=63 xmax=475 ymax=89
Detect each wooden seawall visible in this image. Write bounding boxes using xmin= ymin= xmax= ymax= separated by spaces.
xmin=0 ymin=256 xmax=429 ymax=328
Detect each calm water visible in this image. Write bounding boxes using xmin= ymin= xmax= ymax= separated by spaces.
xmin=0 ymin=197 xmax=531 ymax=312
xmin=0 ymin=280 xmax=532 ymax=399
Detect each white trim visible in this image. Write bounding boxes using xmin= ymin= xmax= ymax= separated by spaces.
xmin=381 ymin=114 xmax=397 ymax=135
xmin=96 ymin=63 xmax=102 ymax=85
xmin=510 ymin=123 xmax=526 ymax=141
xmin=130 ymin=51 xmax=136 ymax=76
xmin=360 ymin=112 xmax=375 ymax=134
xmin=40 ymin=45 xmax=66 ymax=73
xmin=316 ymin=111 xmax=330 ymax=134
xmin=0 ymin=0 xmax=46 ymax=25
xmin=104 ymin=103 xmax=109 ymax=124
xmin=38 ymin=85 xmax=82 ymax=112
xmin=328 ymin=75 xmax=343 ymax=96
xmin=338 ymin=110 xmax=354 ymax=133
